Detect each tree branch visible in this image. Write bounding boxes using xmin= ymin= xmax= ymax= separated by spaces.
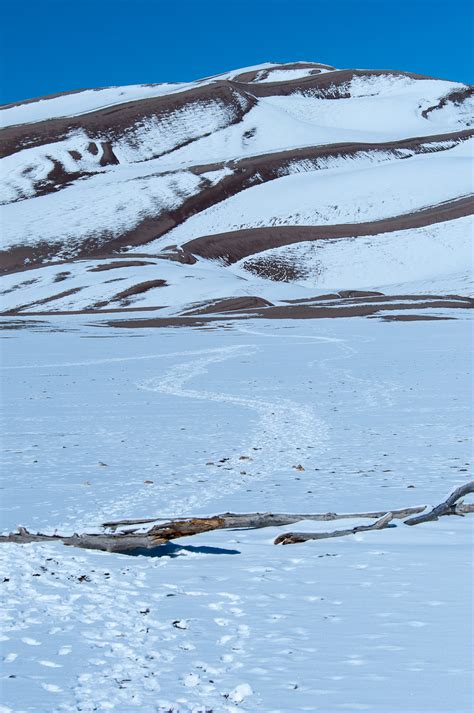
xmin=404 ymin=481 xmax=474 ymax=525
xmin=274 ymin=512 xmax=394 ymax=545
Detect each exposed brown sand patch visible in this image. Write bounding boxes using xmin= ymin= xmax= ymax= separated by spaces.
xmin=255 ymin=300 xmax=471 ymax=319
xmin=183 ymin=296 xmax=274 ymax=315
xmin=283 ymin=293 xmax=473 ymax=306
xmin=2 ymin=305 xmax=166 ymax=317
xmin=87 ymin=260 xmax=156 ymax=272
xmin=99 ymin=141 xmax=120 ymax=167
xmin=185 ymin=195 xmax=474 ymax=264
xmin=102 ymin=295 xmax=472 ymax=329
xmin=0 ymin=248 xmax=195 ymax=277
xmin=111 ymin=279 xmax=167 ymax=299
xmin=21 ymin=160 xmax=94 ymax=201
xmin=421 ymin=86 xmax=474 ymax=118
xmin=229 ymin=68 xmax=438 ymax=99
xmin=5 ymin=287 xmax=84 ymax=313
xmin=376 ymin=314 xmax=456 ymax=321
xmin=92 ymin=279 xmax=168 ymax=309
xmin=283 ymin=290 xmax=384 ymax=303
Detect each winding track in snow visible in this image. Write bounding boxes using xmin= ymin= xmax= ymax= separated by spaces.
xmin=2 ymin=329 xmax=396 ymax=525
xmin=133 ymin=343 xmax=329 ymax=515
xmin=0 ymin=339 xmax=327 ymax=524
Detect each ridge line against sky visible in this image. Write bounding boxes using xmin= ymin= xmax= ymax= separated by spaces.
xmin=1 ymin=0 xmax=473 ymax=105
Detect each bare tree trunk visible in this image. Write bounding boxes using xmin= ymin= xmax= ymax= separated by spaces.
xmin=102 ymin=506 xmax=425 ymax=532
xmin=0 ymin=483 xmax=472 ymax=553
xmin=0 ymin=527 xmax=162 ymax=552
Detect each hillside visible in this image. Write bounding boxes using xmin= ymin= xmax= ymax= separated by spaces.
xmin=1 ymin=61 xmax=472 ymax=320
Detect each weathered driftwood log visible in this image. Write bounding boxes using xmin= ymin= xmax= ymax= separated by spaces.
xmin=0 ymin=483 xmax=472 ymax=552
xmin=102 ymin=506 xmax=426 ymax=532
xmin=0 ymin=526 xmax=163 ymax=553
xmin=404 ymin=481 xmax=474 ymax=525
xmin=0 ymin=508 xmax=425 ymax=553
xmin=0 ymin=508 xmax=424 ymax=553
xmin=275 ymin=512 xmax=394 ymax=545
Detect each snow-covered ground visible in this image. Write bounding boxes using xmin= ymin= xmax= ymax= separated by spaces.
xmin=1 ymin=58 xmax=473 ymax=713
xmin=1 ymin=313 xmax=472 ymax=712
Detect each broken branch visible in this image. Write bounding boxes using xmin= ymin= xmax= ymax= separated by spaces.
xmin=274 ymin=512 xmax=394 ymax=545
xmin=404 ymin=481 xmax=474 ymax=525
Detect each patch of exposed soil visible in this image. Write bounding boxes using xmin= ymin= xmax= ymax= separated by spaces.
xmin=185 ymin=195 xmax=474 ymax=263
xmin=243 ymin=256 xmax=310 ymax=282
xmin=376 ymin=314 xmax=456 ymax=321
xmin=87 ymin=261 xmax=156 ymax=272
xmin=421 ymin=86 xmax=474 ymax=119
xmin=6 ymin=287 xmax=84 ymax=313
xmin=92 ymin=279 xmax=167 ymax=309
xmin=53 ymin=271 xmax=72 ymax=282
xmin=184 ymin=296 xmax=273 ymax=315
xmin=103 ymin=294 xmax=472 ymax=329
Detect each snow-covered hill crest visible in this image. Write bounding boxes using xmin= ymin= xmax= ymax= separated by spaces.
xmin=1 ymin=61 xmax=473 ymax=316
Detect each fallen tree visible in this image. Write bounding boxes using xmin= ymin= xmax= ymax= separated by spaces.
xmin=0 ymin=482 xmax=472 ymax=553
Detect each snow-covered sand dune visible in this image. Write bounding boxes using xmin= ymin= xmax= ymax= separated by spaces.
xmin=1 ymin=60 xmax=473 ymax=313
xmin=0 ymin=61 xmax=473 ymax=713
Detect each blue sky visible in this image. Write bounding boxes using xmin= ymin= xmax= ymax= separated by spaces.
xmin=1 ymin=0 xmax=472 ymax=104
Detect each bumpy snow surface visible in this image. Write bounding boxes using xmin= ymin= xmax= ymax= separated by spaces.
xmin=1 ymin=316 xmax=473 ymax=712
xmin=0 ymin=62 xmax=473 ymax=712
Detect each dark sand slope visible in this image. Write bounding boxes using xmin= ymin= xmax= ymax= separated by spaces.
xmin=1 ymin=131 xmax=472 ymax=275
xmin=0 ymin=81 xmax=254 ymax=159
xmin=184 ymin=195 xmax=474 ymax=264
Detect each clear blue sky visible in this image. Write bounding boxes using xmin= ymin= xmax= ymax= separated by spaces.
xmin=1 ymin=0 xmax=472 ymax=104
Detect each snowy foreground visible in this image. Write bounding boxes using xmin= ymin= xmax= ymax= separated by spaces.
xmin=0 ymin=314 xmax=472 ymax=712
